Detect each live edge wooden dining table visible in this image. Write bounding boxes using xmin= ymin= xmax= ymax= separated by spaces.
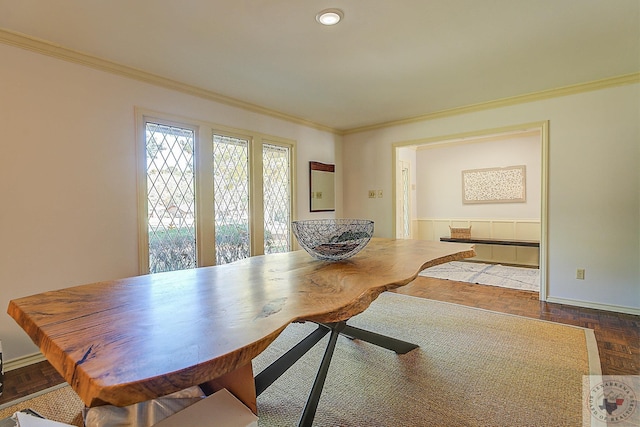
xmin=8 ymin=238 xmax=474 ymax=426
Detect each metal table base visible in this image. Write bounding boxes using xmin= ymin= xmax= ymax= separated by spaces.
xmin=254 ymin=321 xmax=419 ymax=427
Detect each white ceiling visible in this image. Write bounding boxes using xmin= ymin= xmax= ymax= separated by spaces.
xmin=1 ymin=0 xmax=638 ymax=131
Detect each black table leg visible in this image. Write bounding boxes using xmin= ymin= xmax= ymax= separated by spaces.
xmin=340 ymin=324 xmax=419 ymax=354
xmin=255 ymin=320 xmax=419 ymax=426
xmin=255 ymin=324 xmax=329 ymax=396
xmin=298 ymin=321 xmax=346 ymax=427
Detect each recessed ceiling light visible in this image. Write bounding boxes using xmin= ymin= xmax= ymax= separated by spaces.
xmin=316 ymin=9 xmax=343 ymax=26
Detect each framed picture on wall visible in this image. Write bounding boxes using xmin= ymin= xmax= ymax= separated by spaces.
xmin=462 ymin=165 xmax=526 ymax=204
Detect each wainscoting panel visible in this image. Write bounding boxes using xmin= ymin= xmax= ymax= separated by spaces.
xmin=492 ymin=221 xmax=516 ymax=239
xmin=470 ymin=221 xmax=492 ymax=238
xmin=516 ymin=221 xmax=540 ymax=240
xmin=433 ymin=220 xmax=452 ymax=241
xmin=492 ymin=245 xmax=517 ymax=264
xmin=416 ymin=218 xmax=540 ymax=266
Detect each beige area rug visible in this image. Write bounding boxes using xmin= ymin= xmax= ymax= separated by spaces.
xmin=0 ymin=383 xmax=84 ymax=426
xmin=0 ymin=293 xmax=599 ymax=426
xmin=253 ymin=293 xmax=599 ymax=426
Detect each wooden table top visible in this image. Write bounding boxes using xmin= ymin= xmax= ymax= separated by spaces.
xmin=8 ymin=238 xmax=474 ymax=408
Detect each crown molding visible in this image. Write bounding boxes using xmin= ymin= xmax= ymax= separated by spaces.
xmin=344 ymin=72 xmax=640 ymax=135
xmin=1 ymin=28 xmax=638 ymax=137
xmin=0 ymin=28 xmax=338 ymax=134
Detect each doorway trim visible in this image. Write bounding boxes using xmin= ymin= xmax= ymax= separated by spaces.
xmin=395 ymin=159 xmax=412 ymax=238
xmin=391 ymin=121 xmax=549 ymax=301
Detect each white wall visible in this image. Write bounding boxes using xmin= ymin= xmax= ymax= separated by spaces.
xmin=0 ymin=44 xmax=339 ymax=361
xmin=343 ymin=83 xmax=640 ymax=313
xmin=415 ymin=134 xmax=540 ymax=219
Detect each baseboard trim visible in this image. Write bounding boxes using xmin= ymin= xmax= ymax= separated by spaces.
xmin=546 ymin=296 xmax=640 ymax=316
xmin=4 ymin=352 xmax=46 ymax=372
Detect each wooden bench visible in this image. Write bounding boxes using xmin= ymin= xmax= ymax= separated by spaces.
xmin=440 ymin=237 xmax=540 ymax=248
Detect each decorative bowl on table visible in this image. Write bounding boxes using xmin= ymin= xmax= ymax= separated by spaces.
xmin=291 ymin=219 xmax=374 ymax=261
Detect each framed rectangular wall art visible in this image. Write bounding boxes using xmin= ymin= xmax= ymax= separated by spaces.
xmin=462 ymin=165 xmax=526 ymax=204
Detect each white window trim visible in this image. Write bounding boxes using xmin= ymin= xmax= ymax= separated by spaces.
xmin=135 ymin=108 xmax=296 ymax=275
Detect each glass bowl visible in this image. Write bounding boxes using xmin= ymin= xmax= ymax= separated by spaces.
xmin=291 ymin=219 xmax=374 ymax=261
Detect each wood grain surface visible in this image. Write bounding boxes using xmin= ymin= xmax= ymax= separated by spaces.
xmin=7 ymin=238 xmax=474 ymax=408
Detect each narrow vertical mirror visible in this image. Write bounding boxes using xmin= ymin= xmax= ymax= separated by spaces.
xmin=310 ymin=161 xmax=335 ymax=212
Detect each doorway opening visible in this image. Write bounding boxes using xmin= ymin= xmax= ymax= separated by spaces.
xmin=392 ymin=122 xmax=548 ymax=300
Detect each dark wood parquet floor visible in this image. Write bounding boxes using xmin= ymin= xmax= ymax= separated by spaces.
xmin=1 ymin=276 xmax=638 ymax=406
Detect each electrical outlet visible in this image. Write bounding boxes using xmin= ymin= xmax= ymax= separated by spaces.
xmin=576 ymin=269 xmax=585 ymax=280
xmin=368 ymin=190 xmax=376 ymax=198
xmin=377 ymin=190 xmax=383 ymax=198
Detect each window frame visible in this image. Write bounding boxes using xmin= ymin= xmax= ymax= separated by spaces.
xmin=136 ymin=109 xmax=296 ymax=274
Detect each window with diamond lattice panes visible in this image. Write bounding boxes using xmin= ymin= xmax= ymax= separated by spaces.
xmin=213 ymin=135 xmax=250 ymax=265
xmin=263 ymin=143 xmax=291 ymax=254
xmin=145 ymin=123 xmax=196 ymax=273
xmin=139 ymin=113 xmax=296 ymax=273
